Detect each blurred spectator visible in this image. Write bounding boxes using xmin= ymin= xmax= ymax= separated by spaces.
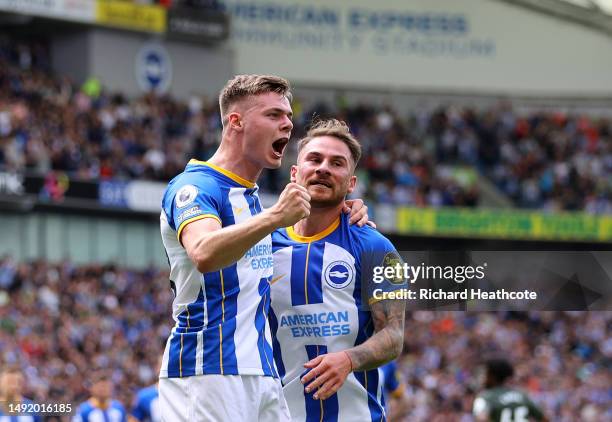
xmin=0 ymin=39 xmax=609 ymax=213
xmin=398 ymin=311 xmax=612 ymax=421
xmin=0 ymin=258 xmax=172 ymax=410
xmin=0 ymin=257 xmax=609 ymax=420
xmin=0 ymin=364 xmax=42 ymax=421
xmin=73 ymin=370 xmax=128 ymax=422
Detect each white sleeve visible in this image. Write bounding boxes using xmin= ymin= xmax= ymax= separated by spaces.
xmin=473 ymin=396 xmax=489 ymax=417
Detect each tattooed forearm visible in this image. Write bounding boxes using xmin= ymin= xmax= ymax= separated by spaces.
xmin=346 ymin=298 xmax=406 ymax=371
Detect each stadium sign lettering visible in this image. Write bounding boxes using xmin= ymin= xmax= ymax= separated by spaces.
xmin=224 ymin=0 xmax=496 ymax=63
xmin=223 ymin=3 xmax=339 ymax=26
xmin=540 ymin=214 xmax=599 ymax=238
xmin=167 ymin=6 xmax=229 ymax=43
xmin=224 ymin=2 xmax=469 ymax=35
xmin=396 ymin=208 xmax=612 ymax=242
xmin=95 ymin=0 xmax=166 ymax=33
xmin=99 ymin=180 xmax=127 ymax=207
xmin=347 ymin=10 xmax=468 ymax=34
xmin=0 ymin=0 xmax=95 ymax=22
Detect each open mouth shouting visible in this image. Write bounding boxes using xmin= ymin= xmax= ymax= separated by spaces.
xmin=272 ymin=137 xmax=289 ymax=158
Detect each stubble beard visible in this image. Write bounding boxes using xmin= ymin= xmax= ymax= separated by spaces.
xmin=309 ymin=187 xmax=347 ymax=209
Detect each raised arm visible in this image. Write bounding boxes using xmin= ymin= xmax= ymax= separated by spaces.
xmin=182 ymin=183 xmax=310 ymax=273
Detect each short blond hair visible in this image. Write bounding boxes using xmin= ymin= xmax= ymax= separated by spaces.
xmin=298 ymin=119 xmax=362 ymax=168
xmin=219 ymin=74 xmax=292 ymax=124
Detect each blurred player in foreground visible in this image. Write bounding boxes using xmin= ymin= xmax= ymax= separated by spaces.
xmin=379 ymin=361 xmax=409 ymax=421
xmin=270 ymin=119 xmax=406 ymax=421
xmin=0 ymin=365 xmax=41 ymax=422
xmin=473 ymin=358 xmax=547 ymax=422
xmin=159 ymin=75 xmax=368 ymax=421
xmin=73 ymin=372 xmax=127 ymax=422
xmin=129 ymin=358 xmax=160 ymax=422
xmin=129 ymin=384 xmax=159 ymax=422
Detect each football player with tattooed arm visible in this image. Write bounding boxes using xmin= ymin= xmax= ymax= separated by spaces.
xmin=269 ymin=119 xmax=407 ymax=421
xmin=159 ymin=75 xmax=370 ymax=421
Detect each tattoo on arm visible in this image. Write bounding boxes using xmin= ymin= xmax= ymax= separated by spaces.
xmin=346 ymin=298 xmax=406 ymax=371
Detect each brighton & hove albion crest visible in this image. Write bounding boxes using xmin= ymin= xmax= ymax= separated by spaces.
xmin=324 ymin=261 xmax=355 ymax=289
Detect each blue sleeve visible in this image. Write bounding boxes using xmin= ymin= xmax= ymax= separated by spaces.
xmin=367 ymin=231 xmax=397 ymax=257
xmin=358 ymin=229 xmax=407 ymax=303
xmin=384 ymin=362 xmax=401 ymax=393
xmin=130 ymin=393 xmax=145 ymax=420
xmin=163 ymin=173 xmax=224 ymax=239
xmin=71 ymin=403 xmax=87 ymax=422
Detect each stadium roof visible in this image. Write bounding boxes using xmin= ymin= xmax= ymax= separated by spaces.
xmin=498 ymin=0 xmax=612 ymax=36
xmin=561 ymin=0 xmax=612 ymax=14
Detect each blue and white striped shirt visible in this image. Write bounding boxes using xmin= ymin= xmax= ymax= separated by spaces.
xmin=270 ymin=213 xmax=400 ymax=421
xmin=72 ymin=400 xmax=126 ymax=422
xmin=160 ymin=160 xmax=276 ymax=378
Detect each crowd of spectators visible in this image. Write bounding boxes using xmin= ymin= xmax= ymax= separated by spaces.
xmin=399 ymin=311 xmax=611 ymax=421
xmin=0 ymin=39 xmax=610 ymax=213
xmin=0 ymin=257 xmax=172 ymax=411
xmin=338 ymin=104 xmax=611 ymax=213
xmin=0 ymin=257 xmax=610 ymax=420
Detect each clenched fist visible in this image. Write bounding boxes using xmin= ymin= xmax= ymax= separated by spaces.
xmin=268 ymin=182 xmax=311 ymax=228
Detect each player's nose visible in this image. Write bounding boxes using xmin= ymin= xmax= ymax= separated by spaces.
xmin=280 ymin=115 xmax=293 ymax=132
xmin=315 ymin=160 xmax=332 ymax=175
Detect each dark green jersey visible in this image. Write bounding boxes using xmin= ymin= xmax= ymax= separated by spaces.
xmin=473 ymin=387 xmax=544 ymax=422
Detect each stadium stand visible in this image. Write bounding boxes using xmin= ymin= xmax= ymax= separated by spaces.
xmin=0 ymin=257 xmax=171 ymax=410
xmin=0 ymin=3 xmax=610 ymax=419
xmin=399 ymin=311 xmax=611 ymax=421
xmin=0 ymin=258 xmax=609 ymax=420
xmin=1 ymin=39 xmax=609 ymax=213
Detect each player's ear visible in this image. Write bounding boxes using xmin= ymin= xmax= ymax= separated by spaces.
xmin=290 ymin=165 xmax=298 ymax=182
xmin=347 ymin=175 xmax=357 ymax=194
xmin=228 ymin=112 xmax=243 ymax=131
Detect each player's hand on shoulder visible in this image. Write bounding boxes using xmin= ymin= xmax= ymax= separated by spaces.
xmin=269 ymin=182 xmax=311 ymax=227
xmin=344 ymin=199 xmax=375 ymax=228
xmin=301 ymin=351 xmax=352 ymax=400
